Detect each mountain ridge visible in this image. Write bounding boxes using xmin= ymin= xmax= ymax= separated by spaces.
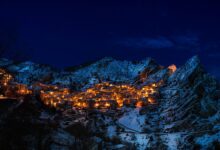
xmin=0 ymin=56 xmax=219 ymax=149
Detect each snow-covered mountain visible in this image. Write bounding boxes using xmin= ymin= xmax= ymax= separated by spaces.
xmin=0 ymin=57 xmax=161 ymax=87
xmin=0 ymin=56 xmax=219 ymax=150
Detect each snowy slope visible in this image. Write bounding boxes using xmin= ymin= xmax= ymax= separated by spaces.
xmin=118 ymin=108 xmax=146 ymax=132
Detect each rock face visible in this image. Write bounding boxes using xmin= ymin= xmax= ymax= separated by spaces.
xmin=0 ymin=56 xmax=219 ymax=150
xmin=158 ymin=56 xmax=220 ymax=149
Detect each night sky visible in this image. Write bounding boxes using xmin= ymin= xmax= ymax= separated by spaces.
xmin=0 ymin=0 xmax=220 ymax=78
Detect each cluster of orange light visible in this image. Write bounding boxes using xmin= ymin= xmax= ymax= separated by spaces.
xmin=168 ymin=64 xmax=177 ymax=73
xmin=0 ymin=69 xmax=32 ymax=98
xmin=15 ymin=84 xmax=32 ymax=95
xmin=0 ymin=69 xmax=13 ymax=86
xmin=40 ymin=88 xmax=70 ymax=107
xmin=0 ymin=65 xmax=178 ymax=109
xmin=40 ymin=81 xmax=162 ymax=109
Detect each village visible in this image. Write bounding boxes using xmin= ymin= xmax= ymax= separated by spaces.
xmin=0 ymin=68 xmax=163 ymax=111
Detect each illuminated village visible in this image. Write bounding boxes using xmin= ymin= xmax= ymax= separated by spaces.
xmin=0 ymin=67 xmax=165 ymax=110
xmin=1 ymin=56 xmax=220 ymax=150
xmin=40 ymin=81 xmax=162 ymax=109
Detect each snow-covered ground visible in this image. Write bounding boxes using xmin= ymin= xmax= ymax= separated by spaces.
xmin=195 ymin=131 xmax=220 ymax=149
xmin=160 ymin=133 xmax=182 ymax=150
xmin=107 ymin=125 xmax=117 ymax=138
xmin=71 ymin=57 xmax=153 ymax=83
xmin=119 ymin=133 xmax=149 ymax=150
xmin=118 ymin=108 xmax=146 ymax=132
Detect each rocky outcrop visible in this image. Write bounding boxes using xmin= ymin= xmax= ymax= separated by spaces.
xmin=158 ymin=56 xmax=220 ymax=149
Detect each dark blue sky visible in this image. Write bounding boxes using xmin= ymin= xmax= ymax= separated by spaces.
xmin=0 ymin=0 xmax=220 ymax=78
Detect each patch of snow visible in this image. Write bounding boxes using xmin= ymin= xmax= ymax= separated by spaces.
xmin=118 ymin=108 xmax=145 ymax=132
xmin=214 ymin=124 xmax=220 ymax=130
xmin=208 ymin=111 xmax=220 ymax=122
xmin=7 ymin=62 xmax=53 ymax=85
xmin=107 ymin=125 xmax=116 ymax=138
xmin=0 ymin=58 xmax=13 ymax=67
xmin=109 ymin=144 xmax=126 ymax=150
xmin=71 ymin=57 xmax=152 ymax=85
xmin=119 ymin=133 xmax=149 ymax=150
xmin=19 ymin=65 xmax=33 ymax=72
xmin=51 ymin=129 xmax=75 ymax=146
xmin=195 ymin=131 xmax=220 ymax=148
xmin=160 ymin=133 xmax=182 ymax=150
xmin=164 ymin=123 xmax=175 ymax=130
